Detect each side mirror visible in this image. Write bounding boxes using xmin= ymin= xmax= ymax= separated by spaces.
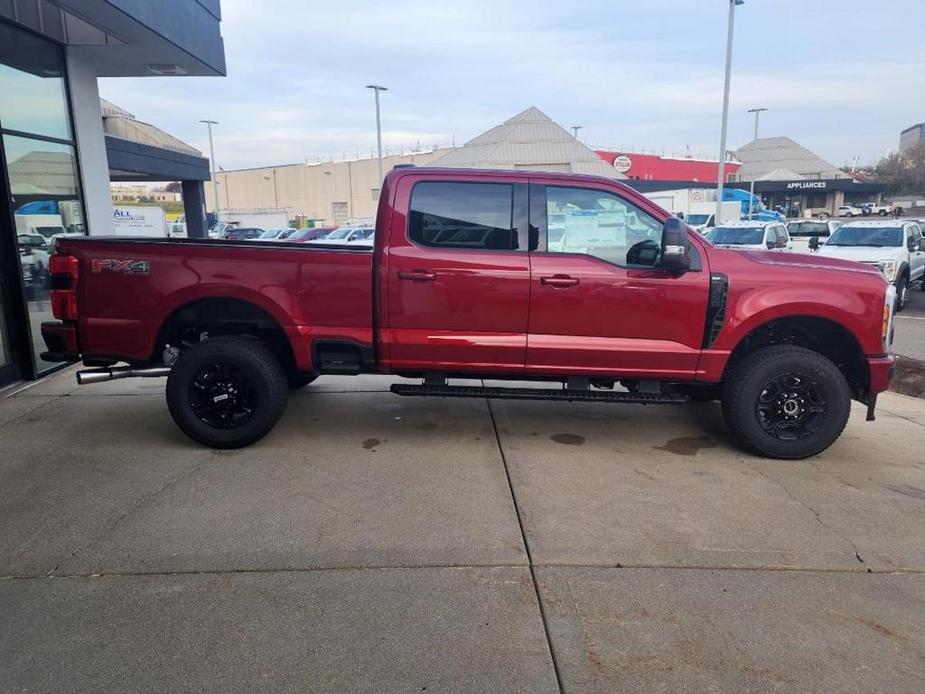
xmin=808 ymin=235 xmax=820 ymax=251
xmin=765 ymin=239 xmax=776 ymax=250
xmin=661 ymin=217 xmax=690 ymax=273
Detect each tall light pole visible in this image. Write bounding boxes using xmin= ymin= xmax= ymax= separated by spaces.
xmin=200 ymin=120 xmax=220 ymax=223
xmin=746 ymin=106 xmax=767 ymax=219
xmin=571 ymin=125 xmax=583 ymax=140
xmin=365 ymin=85 xmax=387 ymax=185
xmin=715 ymin=0 xmax=745 ymax=224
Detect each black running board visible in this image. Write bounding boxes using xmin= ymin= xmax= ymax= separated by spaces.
xmin=390 ymin=383 xmax=689 ymax=404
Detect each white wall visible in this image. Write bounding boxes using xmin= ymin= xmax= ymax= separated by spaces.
xmin=65 ymin=48 xmax=112 ymax=236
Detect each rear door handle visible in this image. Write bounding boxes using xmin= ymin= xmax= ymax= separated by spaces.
xmin=398 ymin=270 xmax=436 ymax=281
xmin=540 ymin=274 xmax=579 ymax=288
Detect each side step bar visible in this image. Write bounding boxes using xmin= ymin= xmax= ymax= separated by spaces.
xmin=390 ymin=383 xmax=688 ymax=404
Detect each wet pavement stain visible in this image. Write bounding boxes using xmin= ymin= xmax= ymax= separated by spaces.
xmin=655 ymin=436 xmax=717 ymax=456
xmin=550 ymin=433 xmax=586 ymax=446
xmin=887 ymin=484 xmax=925 ymax=501
xmin=362 ymin=438 xmax=381 ymax=450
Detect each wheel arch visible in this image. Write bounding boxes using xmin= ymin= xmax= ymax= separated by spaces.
xmin=154 ymin=296 xmax=301 ymax=377
xmin=723 ymin=314 xmax=869 ymax=399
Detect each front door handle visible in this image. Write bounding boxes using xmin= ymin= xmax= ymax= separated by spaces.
xmin=540 ymin=274 xmax=579 ymax=288
xmin=398 ymin=269 xmax=436 ymax=282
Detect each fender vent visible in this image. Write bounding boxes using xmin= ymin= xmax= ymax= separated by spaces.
xmin=703 ymin=273 xmax=729 ymax=348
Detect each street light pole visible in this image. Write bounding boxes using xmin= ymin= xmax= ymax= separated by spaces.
xmin=715 ymin=0 xmax=744 ymax=225
xmin=571 ymin=125 xmax=583 ymax=140
xmin=746 ymin=106 xmax=767 ymax=219
xmin=200 ymin=120 xmax=220 ymax=224
xmin=365 ymin=85 xmax=388 ymax=185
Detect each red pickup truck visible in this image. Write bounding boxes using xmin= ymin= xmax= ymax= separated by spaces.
xmin=41 ymin=167 xmax=896 ymax=459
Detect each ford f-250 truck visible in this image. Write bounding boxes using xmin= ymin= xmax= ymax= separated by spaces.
xmin=40 ymin=168 xmax=896 ymax=459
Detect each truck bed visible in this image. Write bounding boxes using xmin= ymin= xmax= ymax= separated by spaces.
xmin=55 ymin=236 xmax=375 ymax=370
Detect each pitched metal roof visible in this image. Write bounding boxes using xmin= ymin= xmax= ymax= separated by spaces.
xmin=734 ymin=137 xmax=848 ymax=181
xmin=429 ymin=106 xmax=625 ymax=178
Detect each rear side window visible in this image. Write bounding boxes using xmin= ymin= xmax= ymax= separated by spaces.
xmin=409 ymin=181 xmax=515 ymax=250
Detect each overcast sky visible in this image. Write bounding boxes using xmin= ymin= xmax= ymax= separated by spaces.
xmin=100 ymin=0 xmax=925 ymax=171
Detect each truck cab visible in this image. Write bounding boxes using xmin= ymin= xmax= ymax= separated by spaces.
xmin=706 ymin=220 xmax=792 ymax=252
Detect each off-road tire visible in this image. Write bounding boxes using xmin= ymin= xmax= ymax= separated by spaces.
xmin=288 ymin=372 xmax=319 ymax=389
xmin=166 ymin=336 xmax=288 ymax=448
xmin=721 ymin=345 xmax=850 ymax=459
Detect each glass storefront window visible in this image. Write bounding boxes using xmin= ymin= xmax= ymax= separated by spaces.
xmin=0 ymin=24 xmax=72 ymax=140
xmin=0 ymin=22 xmax=85 ymax=379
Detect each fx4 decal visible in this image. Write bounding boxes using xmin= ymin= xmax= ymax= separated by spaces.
xmin=91 ymin=258 xmax=151 ymax=275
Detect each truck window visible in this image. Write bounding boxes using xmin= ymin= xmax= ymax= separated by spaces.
xmin=408 ymin=181 xmax=516 ymax=251
xmin=545 ymin=186 xmax=662 ymax=267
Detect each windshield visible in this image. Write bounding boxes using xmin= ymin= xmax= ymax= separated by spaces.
xmin=706 ymin=226 xmax=765 ymax=245
xmin=825 ymin=226 xmax=902 ymax=247
xmin=258 ymin=229 xmax=281 ymax=239
xmin=686 ymin=214 xmax=711 ymax=225
xmin=787 ymin=221 xmax=831 ymax=237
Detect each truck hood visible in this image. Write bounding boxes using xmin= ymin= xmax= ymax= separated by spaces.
xmin=815 ymin=246 xmax=905 ymax=263
xmin=738 ymin=249 xmax=885 ymax=276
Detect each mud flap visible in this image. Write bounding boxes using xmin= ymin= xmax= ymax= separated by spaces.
xmin=865 ymin=393 xmax=877 ymax=422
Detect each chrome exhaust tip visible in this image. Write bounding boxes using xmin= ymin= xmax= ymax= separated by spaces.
xmin=76 ymin=366 xmax=171 ymax=385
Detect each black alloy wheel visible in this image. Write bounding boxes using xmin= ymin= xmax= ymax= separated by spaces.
xmin=188 ymin=362 xmax=258 ymax=429
xmin=755 ymin=372 xmax=827 ymax=441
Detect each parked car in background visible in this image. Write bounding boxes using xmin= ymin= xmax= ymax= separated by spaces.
xmin=786 ymin=219 xmax=842 ymax=253
xmin=288 ymin=227 xmax=338 ymax=242
xmin=257 ymin=228 xmax=296 ymax=241
xmin=706 ymin=221 xmax=792 ymax=251
xmin=817 ymin=220 xmax=925 ymax=312
xmin=308 ymin=227 xmax=375 ymax=245
xmin=836 ymin=205 xmax=864 ymax=218
xmin=222 ymin=227 xmax=265 ymax=241
xmin=861 ymin=202 xmax=894 ymax=217
xmin=18 ymin=233 xmax=52 ymax=271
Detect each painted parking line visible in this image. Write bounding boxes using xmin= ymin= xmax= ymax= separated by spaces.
xmin=895 ymin=316 xmax=925 ymax=321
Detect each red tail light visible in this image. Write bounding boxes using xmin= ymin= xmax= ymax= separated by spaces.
xmin=50 ymin=254 xmax=79 ymax=320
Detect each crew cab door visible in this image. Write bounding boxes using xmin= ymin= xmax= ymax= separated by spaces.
xmin=526 ymin=183 xmax=709 ymax=379
xmin=381 ymin=175 xmax=530 ymax=372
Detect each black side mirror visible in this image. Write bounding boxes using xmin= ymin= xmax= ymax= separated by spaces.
xmin=661 ymin=217 xmax=690 ymax=273
xmin=765 ymin=239 xmax=776 ymax=250
xmin=909 ymin=238 xmax=918 ymax=253
xmin=808 ymin=235 xmax=820 ymax=251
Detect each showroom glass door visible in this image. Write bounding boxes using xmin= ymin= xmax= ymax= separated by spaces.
xmin=0 ymin=22 xmax=86 ymax=381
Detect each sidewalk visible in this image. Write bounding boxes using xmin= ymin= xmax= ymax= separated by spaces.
xmin=2 ymin=369 xmax=924 ymax=692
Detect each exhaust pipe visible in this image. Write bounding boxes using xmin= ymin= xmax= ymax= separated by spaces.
xmin=76 ymin=366 xmax=171 ymax=385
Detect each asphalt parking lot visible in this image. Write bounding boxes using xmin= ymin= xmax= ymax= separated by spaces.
xmin=894 ymin=286 xmax=925 ymax=361
xmin=2 ymin=368 xmax=925 ymax=692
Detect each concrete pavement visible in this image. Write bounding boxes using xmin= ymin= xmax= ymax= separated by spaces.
xmin=2 ymin=368 xmax=925 ymax=692
xmin=893 ymin=287 xmax=925 ymax=360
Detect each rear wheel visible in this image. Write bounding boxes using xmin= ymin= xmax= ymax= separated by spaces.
xmin=721 ymin=346 xmax=850 ymax=459
xmin=166 ymin=336 xmax=288 ymax=448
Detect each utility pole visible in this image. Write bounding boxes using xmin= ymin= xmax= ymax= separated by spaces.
xmin=746 ymin=107 xmax=767 ymax=219
xmin=365 ymin=85 xmax=388 ymax=184
xmin=200 ymin=120 xmax=220 ymax=224
xmin=715 ymin=0 xmax=745 ymax=224
xmin=571 ymin=125 xmax=583 ymax=140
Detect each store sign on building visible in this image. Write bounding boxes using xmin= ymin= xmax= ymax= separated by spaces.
xmin=613 ymin=155 xmax=632 ymax=173
xmin=786 ymin=181 xmax=828 ymax=190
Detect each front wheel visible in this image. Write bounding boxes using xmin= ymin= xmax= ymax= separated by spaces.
xmin=721 ymin=346 xmax=850 ymax=459
xmin=895 ymin=276 xmax=908 ymax=313
xmin=166 ymin=336 xmax=289 ymax=448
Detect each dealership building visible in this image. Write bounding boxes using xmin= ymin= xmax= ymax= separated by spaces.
xmin=728 ymin=136 xmax=884 ymax=217
xmin=0 ymin=1 xmax=225 ymax=389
